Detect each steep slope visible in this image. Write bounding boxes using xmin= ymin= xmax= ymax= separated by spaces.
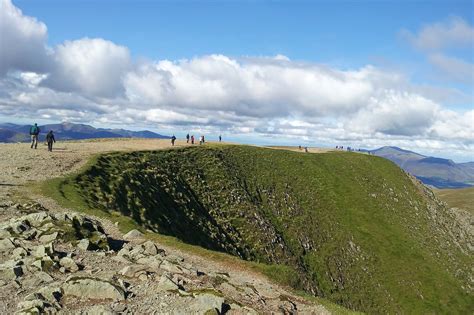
xmin=66 ymin=145 xmax=473 ymax=313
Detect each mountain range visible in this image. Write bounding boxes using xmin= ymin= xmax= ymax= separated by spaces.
xmin=370 ymin=146 xmax=474 ymax=189
xmin=0 ymin=122 xmax=170 ymax=142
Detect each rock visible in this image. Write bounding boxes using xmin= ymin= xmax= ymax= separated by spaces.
xmin=39 ymin=232 xmax=58 ymax=244
xmin=61 ymin=276 xmax=125 ymax=301
xmin=160 ymin=259 xmax=183 ymax=274
xmin=31 ymin=256 xmax=55 ymax=272
xmin=59 ymin=257 xmax=79 ymax=272
xmin=157 ymin=274 xmax=179 ymax=291
xmin=22 ymin=272 xmax=54 ymax=287
xmin=34 ymin=243 xmax=55 ymax=258
xmin=84 ymin=304 xmax=115 ymax=315
xmin=0 ymin=238 xmax=15 ymax=252
xmin=16 ymin=299 xmax=45 ymax=314
xmin=77 ymin=238 xmax=90 ymax=251
xmin=119 ymin=265 xmax=147 ymax=278
xmin=0 ymin=262 xmax=24 ymax=280
xmin=142 ymin=241 xmax=158 ymax=256
xmin=12 ymin=247 xmax=27 ymax=260
xmin=189 ymin=293 xmax=225 ymax=314
xmin=0 ymin=229 xmax=11 ymax=238
xmin=24 ymin=212 xmax=51 ymax=227
xmin=123 ymin=229 xmax=144 ymax=241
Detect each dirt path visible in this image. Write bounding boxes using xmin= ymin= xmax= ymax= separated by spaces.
xmin=0 ymin=139 xmax=331 ymax=314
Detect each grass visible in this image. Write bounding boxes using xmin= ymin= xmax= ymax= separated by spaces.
xmin=434 ymin=186 xmax=474 ymax=214
xmin=39 ymin=145 xmax=472 ymax=314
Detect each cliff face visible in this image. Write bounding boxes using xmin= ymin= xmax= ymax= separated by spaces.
xmin=70 ymin=145 xmax=473 ymax=313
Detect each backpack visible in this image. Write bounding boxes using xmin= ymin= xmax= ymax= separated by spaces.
xmin=30 ymin=126 xmax=38 ymax=135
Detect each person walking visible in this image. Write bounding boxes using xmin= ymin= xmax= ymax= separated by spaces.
xmin=186 ymin=133 xmax=190 ymax=143
xmin=29 ymin=123 xmax=40 ymax=149
xmin=191 ymin=135 xmax=195 ymax=144
xmin=46 ymin=130 xmax=56 ymax=152
xmin=219 ymin=135 xmax=222 ymax=142
xmin=171 ymin=135 xmax=176 ymax=146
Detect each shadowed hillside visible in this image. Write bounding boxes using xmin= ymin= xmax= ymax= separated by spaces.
xmin=61 ymin=145 xmax=473 ymax=313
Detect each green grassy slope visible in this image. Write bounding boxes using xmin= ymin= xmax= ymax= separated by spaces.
xmin=54 ymin=145 xmax=472 ymax=313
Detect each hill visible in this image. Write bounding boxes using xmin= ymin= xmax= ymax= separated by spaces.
xmin=0 ymin=122 xmax=169 ymax=142
xmin=371 ymin=146 xmax=474 ymax=188
xmin=56 ymin=145 xmax=473 ymax=313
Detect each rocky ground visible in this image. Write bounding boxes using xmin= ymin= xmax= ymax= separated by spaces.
xmin=0 ymin=139 xmax=330 ymax=314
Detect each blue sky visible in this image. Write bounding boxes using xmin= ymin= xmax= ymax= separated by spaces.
xmin=16 ymin=1 xmax=473 ymax=63
xmin=1 ymin=0 xmax=473 ymax=161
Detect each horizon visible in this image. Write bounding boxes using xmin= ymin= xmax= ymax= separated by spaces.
xmin=0 ymin=0 xmax=473 ymax=162
xmin=2 ymin=119 xmax=473 ymax=163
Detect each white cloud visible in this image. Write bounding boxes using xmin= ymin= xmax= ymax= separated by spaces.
xmin=428 ymin=53 xmax=474 ymax=84
xmin=0 ymin=1 xmax=472 ymax=161
xmin=44 ymin=38 xmax=131 ymax=97
xmin=402 ymin=16 xmax=474 ymax=51
xmin=0 ymin=0 xmax=50 ymax=75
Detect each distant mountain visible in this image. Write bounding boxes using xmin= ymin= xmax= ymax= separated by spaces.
xmin=0 ymin=122 xmax=170 ymax=142
xmin=370 ymin=146 xmax=474 ymax=189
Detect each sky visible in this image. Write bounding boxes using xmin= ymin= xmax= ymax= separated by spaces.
xmin=0 ymin=0 xmax=473 ymax=161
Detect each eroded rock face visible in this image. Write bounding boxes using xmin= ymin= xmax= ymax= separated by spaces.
xmin=0 ymin=202 xmax=329 ymax=315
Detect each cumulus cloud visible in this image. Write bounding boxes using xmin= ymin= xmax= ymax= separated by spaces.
xmin=124 ymin=55 xmax=374 ymax=117
xmin=0 ymin=0 xmax=50 ymax=75
xmin=43 ymin=38 xmax=131 ymax=97
xmin=0 ymin=0 xmax=472 ymax=161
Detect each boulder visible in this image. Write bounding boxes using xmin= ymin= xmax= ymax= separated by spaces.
xmin=34 ymin=243 xmax=55 ymax=258
xmin=157 ymin=274 xmax=179 ymax=291
xmin=123 ymin=229 xmax=144 ymax=241
xmin=39 ymin=232 xmax=58 ymax=244
xmin=0 ymin=238 xmax=15 ymax=252
xmin=61 ymin=276 xmax=125 ymax=301
xmin=119 ymin=264 xmax=148 ymax=278
xmin=59 ymin=257 xmax=79 ymax=272
xmin=77 ymin=238 xmax=90 ymax=251
xmin=189 ymin=293 xmax=225 ymax=314
xmin=159 ymin=259 xmax=183 ymax=274
xmin=12 ymin=247 xmax=28 ymax=260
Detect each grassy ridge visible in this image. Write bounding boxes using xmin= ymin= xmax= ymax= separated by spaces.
xmin=52 ymin=145 xmax=472 ymax=313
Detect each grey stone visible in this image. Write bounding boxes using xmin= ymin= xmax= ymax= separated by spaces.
xmin=119 ymin=264 xmax=147 ymax=278
xmin=157 ymin=274 xmax=179 ymax=291
xmin=160 ymin=259 xmax=183 ymax=274
xmin=142 ymin=241 xmax=158 ymax=256
xmin=123 ymin=229 xmax=144 ymax=241
xmin=39 ymin=232 xmax=58 ymax=244
xmin=34 ymin=243 xmax=55 ymax=258
xmin=62 ymin=276 xmax=125 ymax=301
xmin=77 ymin=238 xmax=90 ymax=251
xmin=189 ymin=293 xmax=225 ymax=314
xmin=12 ymin=247 xmax=28 ymax=260
xmin=59 ymin=257 xmax=79 ymax=272
xmin=0 ymin=238 xmax=15 ymax=252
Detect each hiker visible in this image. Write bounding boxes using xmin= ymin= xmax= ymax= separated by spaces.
xmin=299 ymin=145 xmax=302 ymax=150
xmin=29 ymin=123 xmax=40 ymax=149
xmin=199 ymin=135 xmax=203 ymax=145
xmin=219 ymin=135 xmax=222 ymax=142
xmin=305 ymin=147 xmax=308 ymax=153
xmin=171 ymin=135 xmax=176 ymax=146
xmin=186 ymin=133 xmax=190 ymax=143
xmin=191 ymin=135 xmax=195 ymax=144
xmin=202 ymin=135 xmax=205 ymax=144
xmin=46 ymin=130 xmax=56 ymax=152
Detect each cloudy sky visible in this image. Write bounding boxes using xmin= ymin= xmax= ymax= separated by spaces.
xmin=0 ymin=0 xmax=473 ymax=161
